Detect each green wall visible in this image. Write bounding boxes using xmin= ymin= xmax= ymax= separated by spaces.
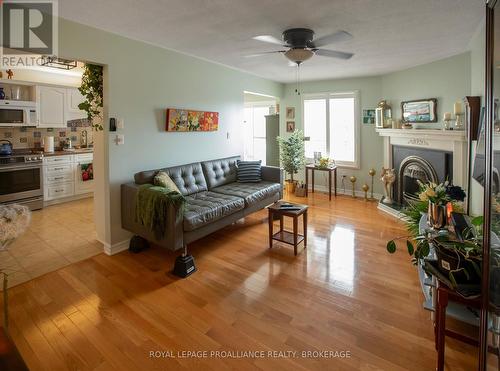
xmin=281 ymin=52 xmax=473 ymax=195
xmin=58 ymin=18 xmax=284 ymax=247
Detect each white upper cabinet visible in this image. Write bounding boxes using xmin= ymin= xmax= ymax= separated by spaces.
xmin=36 ymin=86 xmax=66 ymax=128
xmin=66 ymin=88 xmax=87 ymax=120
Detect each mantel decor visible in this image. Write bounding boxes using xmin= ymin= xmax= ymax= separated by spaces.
xmin=375 ymin=100 xmax=392 ymax=128
xmin=166 ymin=108 xmax=219 ymax=132
xmin=401 ymin=98 xmax=437 ymax=123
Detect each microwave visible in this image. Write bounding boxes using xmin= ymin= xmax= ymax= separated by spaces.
xmin=0 ymin=100 xmax=37 ymax=127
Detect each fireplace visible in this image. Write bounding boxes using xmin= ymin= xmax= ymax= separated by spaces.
xmin=393 ymin=146 xmax=453 ymax=205
xmin=398 ymin=156 xmax=438 ymax=203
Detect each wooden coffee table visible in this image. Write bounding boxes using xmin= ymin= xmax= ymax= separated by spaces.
xmin=267 ymin=201 xmax=308 ymax=256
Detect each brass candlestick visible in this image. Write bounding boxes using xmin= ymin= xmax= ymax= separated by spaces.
xmin=368 ymin=168 xmax=376 ymax=199
xmin=350 ymin=176 xmax=357 ymax=198
xmin=362 ymin=184 xmax=369 ymax=201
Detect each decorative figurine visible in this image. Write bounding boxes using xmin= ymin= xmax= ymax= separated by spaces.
xmin=362 ymin=184 xmax=369 ymax=201
xmin=6 ymin=69 xmax=13 ymax=79
xmin=350 ymin=176 xmax=357 ymax=198
xmin=380 ymin=168 xmax=396 ymax=204
xmin=368 ymin=168 xmax=376 ymax=199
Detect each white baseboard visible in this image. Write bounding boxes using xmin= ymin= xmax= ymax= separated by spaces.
xmin=308 ymin=184 xmax=383 ymax=200
xmin=100 ymin=238 xmax=130 ymax=256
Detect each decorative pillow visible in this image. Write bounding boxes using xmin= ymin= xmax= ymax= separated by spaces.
xmin=237 ymin=160 xmax=262 ymax=183
xmin=154 ymin=171 xmax=181 ymax=193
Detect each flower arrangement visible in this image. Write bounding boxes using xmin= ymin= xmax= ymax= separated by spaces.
xmin=0 ymin=204 xmax=31 ymax=250
xmin=417 ymin=180 xmax=466 ymax=205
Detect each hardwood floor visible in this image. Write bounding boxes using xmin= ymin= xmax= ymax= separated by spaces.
xmin=2 ymin=193 xmax=478 ymax=370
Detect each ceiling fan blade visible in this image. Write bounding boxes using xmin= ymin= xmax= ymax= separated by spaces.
xmin=252 ymin=35 xmax=285 ymax=46
xmin=312 ymin=30 xmax=352 ymax=47
xmin=244 ymin=51 xmax=286 ymax=58
xmin=314 ymin=49 xmax=354 ymax=60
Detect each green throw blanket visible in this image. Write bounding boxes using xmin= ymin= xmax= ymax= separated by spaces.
xmin=135 ymin=184 xmax=186 ymax=239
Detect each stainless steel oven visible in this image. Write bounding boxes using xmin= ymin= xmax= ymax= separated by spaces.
xmin=0 ymin=153 xmax=43 ymax=210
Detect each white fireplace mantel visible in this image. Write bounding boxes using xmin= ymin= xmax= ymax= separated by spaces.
xmin=376 ymin=128 xmax=467 ymax=189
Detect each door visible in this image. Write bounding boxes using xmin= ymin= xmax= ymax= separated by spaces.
xmin=0 ymin=164 xmax=43 ymax=203
xmin=66 ymin=88 xmax=87 ymax=120
xmin=37 ymin=86 xmax=66 ymax=128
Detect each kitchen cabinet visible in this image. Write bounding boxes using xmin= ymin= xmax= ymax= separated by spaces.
xmin=43 ymin=153 xmax=94 ymax=203
xmin=36 ymin=86 xmax=66 ymax=128
xmin=66 ymin=88 xmax=87 ymax=120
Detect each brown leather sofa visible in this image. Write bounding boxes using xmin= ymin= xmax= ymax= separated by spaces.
xmin=121 ymin=156 xmax=283 ymax=251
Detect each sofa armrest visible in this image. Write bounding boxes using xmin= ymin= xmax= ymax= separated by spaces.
xmin=121 ymin=182 xmax=184 ymax=251
xmin=261 ymin=165 xmax=284 ymax=185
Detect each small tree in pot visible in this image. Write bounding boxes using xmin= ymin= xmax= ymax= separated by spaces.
xmin=277 ymin=130 xmax=305 ymax=193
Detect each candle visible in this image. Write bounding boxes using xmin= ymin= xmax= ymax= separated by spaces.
xmin=454 ymin=102 xmax=462 ymax=115
xmin=443 ymin=112 xmax=451 ymax=121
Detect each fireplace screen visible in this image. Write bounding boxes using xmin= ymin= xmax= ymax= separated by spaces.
xmin=398 ymin=156 xmax=438 ymax=204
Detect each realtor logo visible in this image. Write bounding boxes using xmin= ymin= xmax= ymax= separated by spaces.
xmin=1 ymin=0 xmax=58 ymax=55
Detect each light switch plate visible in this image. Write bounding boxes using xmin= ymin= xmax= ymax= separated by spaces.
xmin=117 ymin=118 xmax=124 ymax=129
xmin=115 ymin=134 xmax=124 ymax=145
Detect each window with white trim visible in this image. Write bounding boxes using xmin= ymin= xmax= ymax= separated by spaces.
xmin=303 ymin=92 xmax=360 ymax=168
xmin=243 ymin=102 xmax=273 ymax=165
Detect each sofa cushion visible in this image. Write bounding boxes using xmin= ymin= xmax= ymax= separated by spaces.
xmin=212 ymin=181 xmax=281 ymax=207
xmin=201 ymin=156 xmax=239 ymax=189
xmin=237 ymin=160 xmax=262 ymax=183
xmin=183 ymin=191 xmax=244 ymax=231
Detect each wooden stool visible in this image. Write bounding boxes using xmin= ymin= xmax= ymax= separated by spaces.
xmin=267 ymin=201 xmax=308 ymax=255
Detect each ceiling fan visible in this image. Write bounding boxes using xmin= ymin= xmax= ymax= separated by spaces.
xmin=247 ymin=28 xmax=354 ymax=65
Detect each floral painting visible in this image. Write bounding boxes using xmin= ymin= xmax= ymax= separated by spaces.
xmin=166 ymin=108 xmax=218 ymax=132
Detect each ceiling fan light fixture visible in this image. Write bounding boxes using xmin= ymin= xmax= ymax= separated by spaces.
xmin=284 ymin=48 xmax=314 ymax=63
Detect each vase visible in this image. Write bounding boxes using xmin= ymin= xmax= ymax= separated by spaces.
xmin=428 ymin=201 xmax=447 ymax=229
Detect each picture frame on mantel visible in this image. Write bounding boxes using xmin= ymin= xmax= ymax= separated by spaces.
xmin=401 ymin=98 xmax=437 ymax=123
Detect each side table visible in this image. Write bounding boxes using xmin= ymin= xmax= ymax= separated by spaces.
xmin=267 ymin=201 xmax=308 ymax=256
xmin=305 ymin=165 xmax=337 ymax=200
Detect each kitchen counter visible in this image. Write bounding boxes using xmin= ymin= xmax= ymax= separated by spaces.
xmin=43 ymin=148 xmax=93 ymax=157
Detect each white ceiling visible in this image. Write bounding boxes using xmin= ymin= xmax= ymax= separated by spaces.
xmin=59 ymin=0 xmax=484 ymax=83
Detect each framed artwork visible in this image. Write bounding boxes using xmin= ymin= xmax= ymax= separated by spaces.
xmin=286 ymin=107 xmax=295 ymax=119
xmin=401 ymin=98 xmax=437 ymax=123
xmin=166 ymin=108 xmax=219 ymax=131
xmin=362 ymin=109 xmax=375 ymax=124
xmin=286 ymin=121 xmax=295 ymax=132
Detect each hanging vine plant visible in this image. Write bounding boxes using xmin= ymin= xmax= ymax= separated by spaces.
xmin=78 ymin=64 xmax=104 ymax=131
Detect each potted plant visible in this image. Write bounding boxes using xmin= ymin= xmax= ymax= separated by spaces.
xmin=416 ymin=180 xmax=466 ymax=229
xmin=386 ymin=181 xmax=481 ymax=287
xmin=277 ymin=130 xmax=305 ymax=193
xmin=78 ymin=64 xmax=104 ymax=131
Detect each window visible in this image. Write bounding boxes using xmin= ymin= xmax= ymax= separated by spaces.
xmin=243 ymin=103 xmax=273 ymax=164
xmin=303 ymin=92 xmax=359 ymax=168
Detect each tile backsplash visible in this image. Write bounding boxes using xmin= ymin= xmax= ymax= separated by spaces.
xmin=0 ymin=120 xmax=93 ymax=150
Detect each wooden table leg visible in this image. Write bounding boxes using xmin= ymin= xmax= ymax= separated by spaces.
xmin=334 ymin=168 xmax=337 ymax=197
xmin=303 ymin=211 xmax=307 ymax=248
xmin=293 ymin=216 xmax=298 ymax=256
xmin=305 ymin=168 xmax=309 ymax=196
xmin=311 ymin=169 xmax=315 ymax=193
xmin=268 ymin=209 xmax=273 ymax=249
xmin=436 ymin=287 xmax=448 ymax=371
xmin=329 ymin=170 xmax=332 ymax=201
xmin=279 ymin=215 xmax=283 ymax=232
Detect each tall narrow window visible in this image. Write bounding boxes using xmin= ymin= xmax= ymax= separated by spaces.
xmin=303 ymin=92 xmax=359 ymax=168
